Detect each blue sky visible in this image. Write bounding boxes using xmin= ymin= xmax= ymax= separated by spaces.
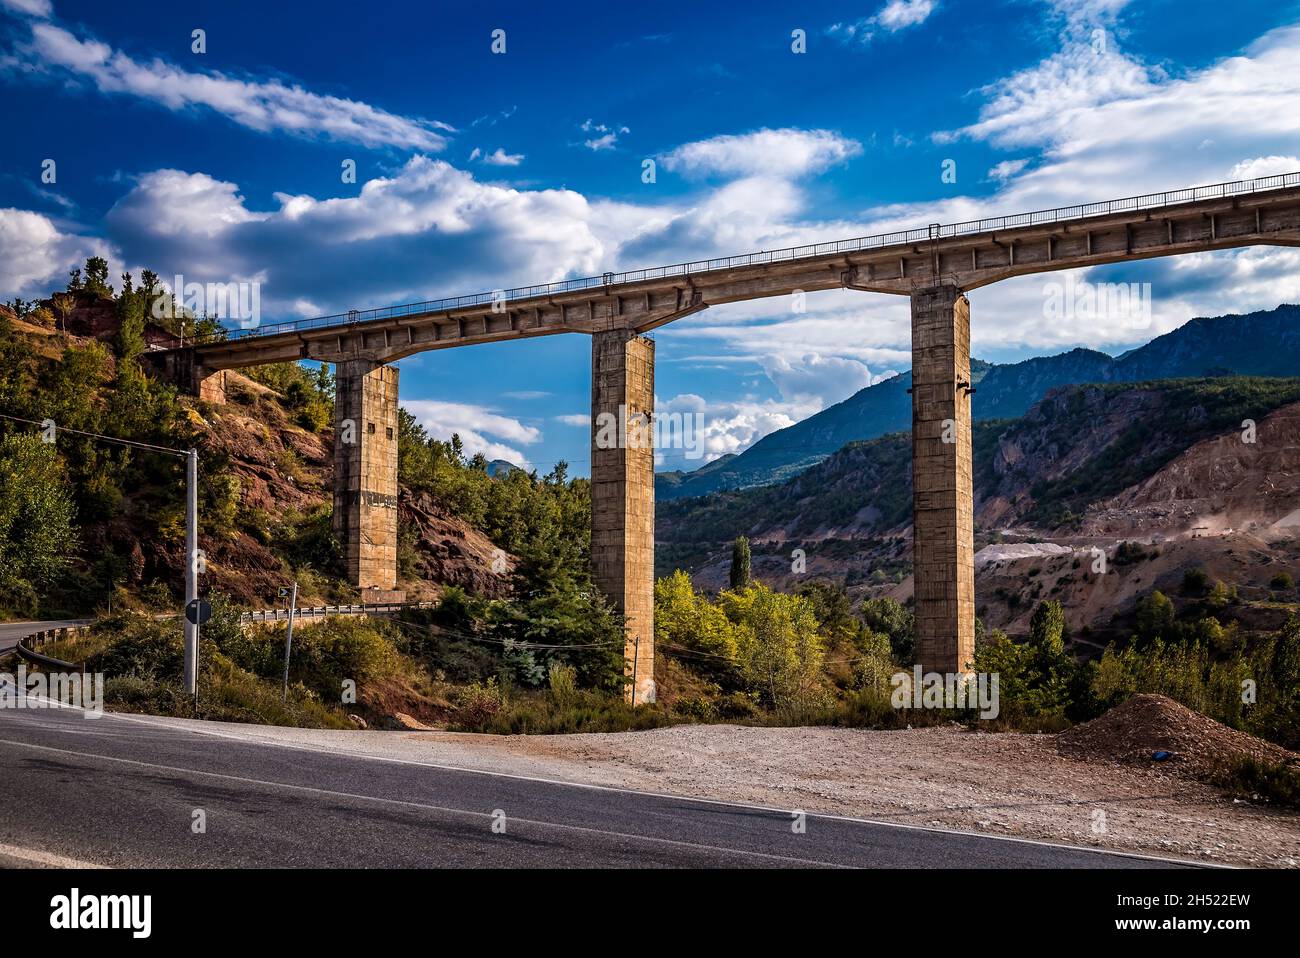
xmin=2 ymin=0 xmax=1299 ymax=473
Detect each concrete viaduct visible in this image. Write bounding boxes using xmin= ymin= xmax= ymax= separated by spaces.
xmin=147 ymin=173 xmax=1300 ymax=703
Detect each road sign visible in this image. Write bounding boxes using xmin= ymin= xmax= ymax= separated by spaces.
xmin=185 ymin=598 xmax=212 ymax=626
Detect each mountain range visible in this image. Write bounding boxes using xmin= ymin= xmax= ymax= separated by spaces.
xmin=656 ymin=304 xmax=1300 ymax=500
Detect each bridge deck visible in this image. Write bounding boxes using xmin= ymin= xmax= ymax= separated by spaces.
xmin=178 ymin=172 xmax=1300 ymax=369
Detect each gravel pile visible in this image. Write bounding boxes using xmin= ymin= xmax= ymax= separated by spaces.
xmin=1057 ymin=693 xmax=1297 ymax=776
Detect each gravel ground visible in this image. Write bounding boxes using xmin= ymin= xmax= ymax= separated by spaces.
xmin=137 ymin=714 xmax=1300 ymax=868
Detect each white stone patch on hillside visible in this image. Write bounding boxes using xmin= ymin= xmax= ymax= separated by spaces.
xmin=1272 ymin=508 xmax=1300 ymax=529
xmin=975 ymin=542 xmax=1076 ymax=566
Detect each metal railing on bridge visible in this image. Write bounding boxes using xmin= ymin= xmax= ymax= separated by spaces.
xmin=185 ymin=171 xmax=1300 ymax=347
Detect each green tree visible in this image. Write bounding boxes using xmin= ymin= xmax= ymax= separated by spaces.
xmin=1029 ymin=599 xmax=1066 ymax=658
xmin=730 ymin=535 xmax=751 ymax=591
xmin=1135 ymin=590 xmax=1176 ymax=642
xmin=860 ymin=596 xmax=915 ymax=663
xmin=114 ymin=276 xmax=146 ymax=361
xmin=83 ymin=256 xmax=111 ymax=297
xmin=655 ymin=570 xmax=743 ymax=680
xmin=723 ymin=584 xmax=824 ymax=710
xmin=0 ymin=433 xmax=78 ymax=588
xmin=50 ymin=292 xmax=75 ymax=332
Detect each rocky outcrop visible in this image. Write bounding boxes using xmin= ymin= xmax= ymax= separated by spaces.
xmin=1080 ymin=400 xmax=1300 ymax=538
xmin=399 ymin=491 xmax=515 ymax=598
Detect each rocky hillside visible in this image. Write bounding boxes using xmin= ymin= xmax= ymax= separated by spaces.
xmin=0 ymin=307 xmax=514 ymax=615
xmin=659 ymin=377 xmax=1300 ymax=636
xmin=658 ymin=304 xmax=1300 ymax=500
xmin=199 ymin=370 xmax=513 ymax=605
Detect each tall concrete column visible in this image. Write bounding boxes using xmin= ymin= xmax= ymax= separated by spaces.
xmin=591 ymin=329 xmax=656 ymax=704
xmin=910 ymin=284 xmax=975 ymax=674
xmin=333 ymin=359 xmax=400 ymax=591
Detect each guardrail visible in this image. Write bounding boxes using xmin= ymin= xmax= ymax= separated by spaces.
xmin=181 ymin=170 xmax=1300 ymax=346
xmin=240 ymin=600 xmax=435 ymax=623
xmin=13 ymin=625 xmax=89 ymax=671
xmin=7 ymin=602 xmax=434 ymax=674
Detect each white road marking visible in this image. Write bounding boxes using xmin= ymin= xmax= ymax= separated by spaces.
xmin=1 ymin=701 xmax=1217 ymax=868
xmin=0 ymin=736 xmax=852 ymax=868
xmin=0 ymin=840 xmax=103 ymax=869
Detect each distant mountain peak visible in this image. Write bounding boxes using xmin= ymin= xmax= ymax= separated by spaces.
xmin=657 ymin=303 xmax=1300 ymax=501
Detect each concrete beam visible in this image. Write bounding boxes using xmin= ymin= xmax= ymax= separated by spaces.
xmin=910 ymin=285 xmax=975 ymax=675
xmin=590 ymin=329 xmax=656 ymax=704
xmin=333 ymin=360 xmax=400 ymax=592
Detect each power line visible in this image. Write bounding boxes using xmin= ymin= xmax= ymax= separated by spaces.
xmin=364 ymin=615 xmax=623 ymax=652
xmin=658 ymin=640 xmax=885 ymax=669
xmin=0 ymin=412 xmax=191 ymax=459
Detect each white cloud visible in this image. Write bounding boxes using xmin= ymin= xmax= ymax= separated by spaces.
xmin=656 ymin=393 xmax=805 ymax=469
xmin=0 ymin=0 xmax=52 ymax=17
xmin=659 ymin=129 xmax=861 ymax=179
xmin=103 ymin=157 xmax=612 ymax=313
xmin=579 ymin=119 xmax=629 ymax=151
xmin=478 ymin=147 xmax=524 ymax=167
xmin=1229 ymin=155 xmax=1300 ymax=180
xmin=402 ymin=399 xmax=540 ymax=468
xmin=988 ymin=158 xmax=1029 ymax=182
xmin=555 ymin=413 xmax=589 ymax=427
xmin=829 ymin=0 xmax=937 ymax=45
xmin=0 ymin=207 xmax=108 ymax=298
xmin=877 ymin=0 xmax=938 ymax=31
xmin=1047 ymin=0 xmax=1134 ymax=31
xmin=16 ymin=20 xmax=451 ymax=150
xmin=761 ymin=353 xmax=878 ymax=408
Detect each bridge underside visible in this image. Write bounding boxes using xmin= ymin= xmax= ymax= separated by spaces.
xmin=149 ymin=180 xmax=1300 ymax=699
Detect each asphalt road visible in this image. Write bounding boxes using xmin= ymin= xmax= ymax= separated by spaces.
xmin=0 ymin=619 xmax=91 ymax=655
xmin=0 ymin=697 xmax=1201 ymax=869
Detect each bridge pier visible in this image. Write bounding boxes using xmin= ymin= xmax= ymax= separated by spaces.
xmin=332 ymin=359 xmax=400 ymax=592
xmin=910 ymin=285 xmax=976 ymax=675
xmin=591 ymin=329 xmax=656 ymax=704
xmin=143 ymin=348 xmax=227 ymax=405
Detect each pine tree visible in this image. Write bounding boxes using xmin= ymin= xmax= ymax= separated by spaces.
xmin=115 ymin=278 xmax=146 ymax=361
xmin=730 ymin=535 xmax=751 ymax=591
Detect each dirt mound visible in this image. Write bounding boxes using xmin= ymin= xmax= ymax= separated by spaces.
xmin=1058 ymin=693 xmax=1297 ymax=776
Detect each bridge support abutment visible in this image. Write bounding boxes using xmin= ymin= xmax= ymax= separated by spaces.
xmin=910 ymin=284 xmax=976 ymax=675
xmin=195 ymin=366 xmax=227 ymax=405
xmin=144 ymin=348 xmax=227 ymax=405
xmin=333 ymin=359 xmax=400 ymax=592
xmin=591 ymin=329 xmax=656 ymax=704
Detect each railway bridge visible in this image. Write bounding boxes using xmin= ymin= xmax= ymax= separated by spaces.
xmin=146 ymin=172 xmax=1300 ymax=703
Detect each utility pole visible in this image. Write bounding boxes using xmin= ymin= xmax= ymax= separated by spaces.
xmin=281 ymin=581 xmax=298 ymax=701
xmin=0 ymin=413 xmax=201 ymax=694
xmin=184 ymin=448 xmax=199 ymax=697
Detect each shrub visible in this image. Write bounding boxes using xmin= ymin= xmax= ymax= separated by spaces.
xmin=86 ymin=614 xmax=184 ymax=681
xmin=548 ymin=663 xmax=578 ymax=709
xmin=1214 ymin=757 xmax=1300 ymax=808
xmin=455 ymin=678 xmax=504 ymax=728
xmin=1181 ymin=568 xmax=1210 ymax=596
xmin=1270 ymin=571 xmax=1294 ymax=592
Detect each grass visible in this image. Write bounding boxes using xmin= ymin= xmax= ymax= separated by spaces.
xmin=37 ymin=610 xmax=412 ymax=729
xmin=1213 ymin=756 xmax=1300 ymax=808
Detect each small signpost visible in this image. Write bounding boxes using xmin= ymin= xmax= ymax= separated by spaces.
xmin=184 ymin=598 xmax=212 ymax=626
